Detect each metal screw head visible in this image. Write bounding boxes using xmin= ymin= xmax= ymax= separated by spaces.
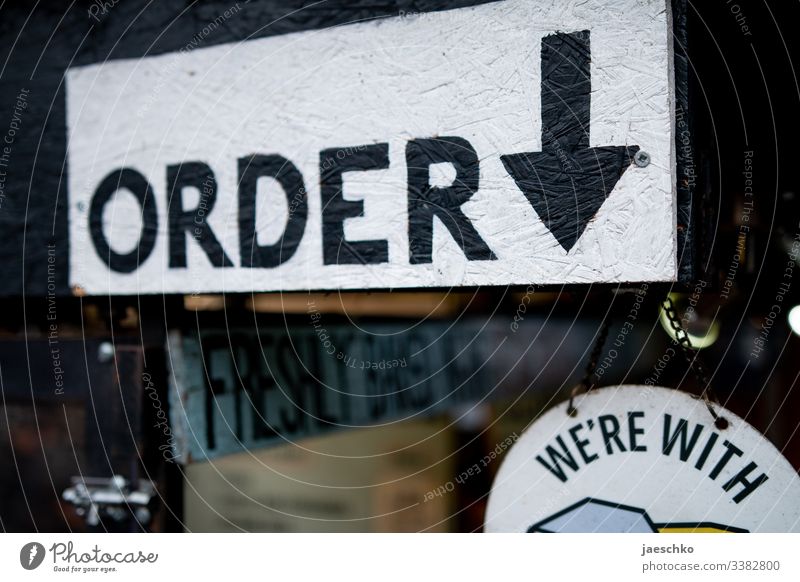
xmin=634 ymin=150 xmax=651 ymax=168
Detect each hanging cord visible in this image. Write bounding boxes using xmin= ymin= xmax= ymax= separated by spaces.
xmin=567 ymin=314 xmax=611 ymax=416
xmin=661 ymin=295 xmax=728 ymax=429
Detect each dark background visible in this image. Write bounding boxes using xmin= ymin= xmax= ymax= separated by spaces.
xmin=0 ymin=0 xmax=798 ymax=532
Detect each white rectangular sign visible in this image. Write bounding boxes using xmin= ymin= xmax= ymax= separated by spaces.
xmin=67 ymin=0 xmax=676 ymax=294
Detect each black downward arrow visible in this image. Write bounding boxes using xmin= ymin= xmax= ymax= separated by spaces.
xmin=501 ymin=30 xmax=640 ymax=252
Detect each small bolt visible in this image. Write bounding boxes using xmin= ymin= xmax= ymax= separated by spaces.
xmin=98 ymin=342 xmax=115 ymax=363
xmin=634 ymin=150 xmax=651 ymax=168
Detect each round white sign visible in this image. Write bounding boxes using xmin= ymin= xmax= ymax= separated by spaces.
xmin=485 ymin=386 xmax=800 ymax=532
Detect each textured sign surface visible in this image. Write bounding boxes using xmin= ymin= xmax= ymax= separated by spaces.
xmin=485 ymin=386 xmax=800 ymax=533
xmin=67 ymin=0 xmax=677 ymax=294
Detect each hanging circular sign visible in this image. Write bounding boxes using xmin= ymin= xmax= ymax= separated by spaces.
xmin=485 ymin=386 xmax=800 ymax=532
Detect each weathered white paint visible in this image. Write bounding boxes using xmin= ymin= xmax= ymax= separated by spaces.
xmin=485 ymin=386 xmax=800 ymax=533
xmin=67 ymin=0 xmax=676 ymax=294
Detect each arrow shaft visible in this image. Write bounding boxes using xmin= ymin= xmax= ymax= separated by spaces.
xmin=541 ymin=30 xmax=591 ymax=153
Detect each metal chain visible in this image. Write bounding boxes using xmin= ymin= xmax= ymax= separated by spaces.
xmin=661 ymin=295 xmax=728 ymax=428
xmin=567 ymin=315 xmax=611 ymax=416
xmin=566 ymin=295 xmax=728 ymax=429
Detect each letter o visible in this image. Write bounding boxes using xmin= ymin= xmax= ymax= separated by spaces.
xmin=89 ymin=168 xmax=158 ymax=273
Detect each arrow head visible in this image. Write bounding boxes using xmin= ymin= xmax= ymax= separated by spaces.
xmin=502 ymin=30 xmax=640 ymax=252
xmin=502 ymin=145 xmax=639 ymax=252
